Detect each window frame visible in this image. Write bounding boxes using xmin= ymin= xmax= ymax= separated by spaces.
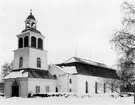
xmin=46 ymin=86 xmax=50 ymax=93
xmin=19 ymin=57 xmax=23 ymax=68
xmin=36 ymin=86 xmax=40 ymax=93
xmin=37 ymin=58 xmax=41 ymax=68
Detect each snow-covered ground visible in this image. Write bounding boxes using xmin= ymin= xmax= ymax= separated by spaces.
xmin=0 ymin=93 xmax=134 ymax=105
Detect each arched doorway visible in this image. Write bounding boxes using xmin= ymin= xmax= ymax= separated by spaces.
xmin=12 ymin=81 xmax=19 ymax=97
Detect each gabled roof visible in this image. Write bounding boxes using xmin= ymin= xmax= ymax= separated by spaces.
xmin=63 ymin=57 xmax=114 ymax=70
xmin=3 ymin=68 xmax=56 ymax=80
xmin=57 ymin=57 xmax=119 ymax=79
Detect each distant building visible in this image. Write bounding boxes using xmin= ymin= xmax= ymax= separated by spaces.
xmin=3 ymin=11 xmax=120 ymax=97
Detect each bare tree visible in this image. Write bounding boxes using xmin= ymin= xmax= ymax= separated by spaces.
xmin=110 ymin=1 xmax=135 ymax=103
xmin=1 ymin=62 xmax=12 ymax=78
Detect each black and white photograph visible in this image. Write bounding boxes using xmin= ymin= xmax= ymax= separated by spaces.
xmin=1 ymin=0 xmax=135 ymax=104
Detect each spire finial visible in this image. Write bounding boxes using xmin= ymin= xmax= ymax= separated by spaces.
xmin=30 ymin=9 xmax=32 ymax=15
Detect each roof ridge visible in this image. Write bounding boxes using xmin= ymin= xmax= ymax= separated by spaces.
xmin=74 ymin=57 xmax=107 ymax=67
xmin=63 ymin=56 xmax=75 ymax=63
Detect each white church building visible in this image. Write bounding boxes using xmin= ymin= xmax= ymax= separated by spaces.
xmin=3 ymin=12 xmax=119 ymax=97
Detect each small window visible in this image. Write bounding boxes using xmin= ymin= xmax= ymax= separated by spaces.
xmin=31 ymin=22 xmax=36 ymax=28
xmin=46 ymin=86 xmax=50 ymax=92
xmin=19 ymin=38 xmax=23 ymax=48
xmin=69 ymin=78 xmax=72 ymax=84
xmin=69 ymin=89 xmax=72 ymax=92
xmin=56 ymin=87 xmax=58 ymax=92
xmin=31 ymin=36 xmax=36 ymax=48
xmin=19 ymin=57 xmax=23 ymax=68
xmin=37 ymin=58 xmax=41 ymax=68
xmin=95 ymin=82 xmax=98 ymax=94
xmin=24 ymin=36 xmax=29 ymax=47
xmin=38 ymin=38 xmax=43 ymax=49
xmin=86 ymin=81 xmax=88 ymax=93
xmin=36 ymin=86 xmax=40 ymax=93
xmin=53 ymin=75 xmax=57 ymax=79
xmin=104 ymin=83 xmax=106 ymax=93
xmin=111 ymin=83 xmax=114 ymax=93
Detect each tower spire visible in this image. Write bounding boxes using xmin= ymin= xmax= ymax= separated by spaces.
xmin=30 ymin=9 xmax=32 ymax=15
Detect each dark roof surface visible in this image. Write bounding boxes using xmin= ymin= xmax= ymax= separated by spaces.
xmin=63 ymin=57 xmax=114 ymax=70
xmin=12 ymin=68 xmax=56 ymax=79
xmin=57 ymin=57 xmax=119 ymax=79
xmin=27 ymin=13 xmax=36 ymax=20
xmin=21 ymin=28 xmax=41 ymax=34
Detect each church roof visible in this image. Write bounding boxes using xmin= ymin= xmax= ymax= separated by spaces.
xmin=3 ymin=69 xmax=56 ymax=80
xmin=57 ymin=57 xmax=119 ymax=79
xmin=62 ymin=57 xmax=114 ymax=70
xmin=21 ymin=28 xmax=41 ymax=34
xmin=27 ymin=12 xmax=36 ymax=20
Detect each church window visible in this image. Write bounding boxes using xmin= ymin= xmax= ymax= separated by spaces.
xmin=26 ymin=22 xmax=30 ymax=29
xmin=31 ymin=36 xmax=36 ymax=48
xmin=36 ymin=86 xmax=40 ymax=93
xmin=24 ymin=36 xmax=29 ymax=47
xmin=31 ymin=22 xmax=36 ymax=28
xmin=38 ymin=38 xmax=43 ymax=49
xmin=19 ymin=38 xmax=23 ymax=48
xmin=69 ymin=89 xmax=72 ymax=92
xmin=95 ymin=82 xmax=98 ymax=94
xmin=111 ymin=83 xmax=114 ymax=93
xmin=19 ymin=57 xmax=23 ymax=68
xmin=69 ymin=78 xmax=72 ymax=84
xmin=85 ymin=81 xmax=88 ymax=93
xmin=37 ymin=58 xmax=41 ymax=68
xmin=56 ymin=87 xmax=58 ymax=92
xmin=53 ymin=75 xmax=57 ymax=79
xmin=46 ymin=86 xmax=50 ymax=92
xmin=104 ymin=83 xmax=106 ymax=93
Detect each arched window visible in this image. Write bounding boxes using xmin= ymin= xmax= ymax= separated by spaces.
xmin=53 ymin=75 xmax=57 ymax=79
xmin=95 ymin=82 xmax=98 ymax=94
xmin=26 ymin=22 xmax=30 ymax=29
xmin=85 ymin=81 xmax=88 ymax=93
xmin=37 ymin=58 xmax=41 ymax=68
xmin=56 ymin=87 xmax=58 ymax=92
xmin=111 ymin=83 xmax=114 ymax=93
xmin=38 ymin=38 xmax=43 ymax=49
xmin=31 ymin=22 xmax=36 ymax=28
xmin=104 ymin=83 xmax=106 ymax=93
xmin=19 ymin=57 xmax=23 ymax=68
xmin=69 ymin=79 xmax=72 ymax=84
xmin=69 ymin=89 xmax=72 ymax=92
xmin=19 ymin=38 xmax=23 ymax=48
xmin=31 ymin=36 xmax=36 ymax=48
xmin=24 ymin=36 xmax=29 ymax=47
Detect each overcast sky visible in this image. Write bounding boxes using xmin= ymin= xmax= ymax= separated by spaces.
xmin=1 ymin=0 xmax=133 ymax=70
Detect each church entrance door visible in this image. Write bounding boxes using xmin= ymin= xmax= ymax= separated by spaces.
xmin=12 ymin=81 xmax=19 ymax=97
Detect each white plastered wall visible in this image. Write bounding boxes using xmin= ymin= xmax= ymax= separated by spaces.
xmin=29 ymin=48 xmax=48 ymax=70
xmin=13 ymin=47 xmax=48 ymax=70
xmin=49 ymin=65 xmax=68 ymax=92
xmin=13 ymin=48 xmax=29 ymax=69
xmin=76 ymin=75 xmax=120 ymax=94
xmin=28 ymin=78 xmax=56 ymax=94
xmin=68 ymin=74 xmax=78 ymax=93
xmin=4 ymin=78 xmax=28 ymax=98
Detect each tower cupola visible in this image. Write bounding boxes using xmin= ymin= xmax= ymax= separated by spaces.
xmin=25 ymin=10 xmax=37 ymax=29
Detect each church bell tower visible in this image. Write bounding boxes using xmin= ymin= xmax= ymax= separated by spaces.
xmin=13 ymin=10 xmax=48 ymax=70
